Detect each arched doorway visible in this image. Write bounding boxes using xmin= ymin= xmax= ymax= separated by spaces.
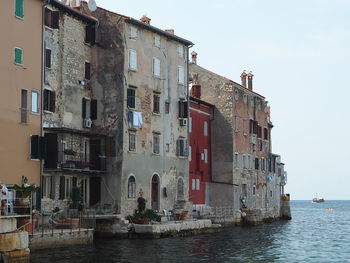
xmin=151 ymin=174 xmax=160 ymax=211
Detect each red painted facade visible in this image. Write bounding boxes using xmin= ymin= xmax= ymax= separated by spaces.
xmin=189 ymin=97 xmax=213 ymax=205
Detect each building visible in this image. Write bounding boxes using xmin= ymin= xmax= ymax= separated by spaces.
xmin=189 ymin=52 xmax=287 ymax=221
xmin=188 ymin=78 xmax=214 ymax=209
xmin=0 ymin=0 xmax=43 ymax=188
xmin=81 ymin=4 xmax=194 ymax=215
xmin=40 ymin=0 xmax=104 ymax=211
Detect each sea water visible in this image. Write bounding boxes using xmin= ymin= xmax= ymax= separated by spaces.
xmin=30 ymin=200 xmax=350 ymax=262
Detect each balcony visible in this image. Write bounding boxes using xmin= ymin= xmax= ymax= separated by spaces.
xmin=43 ymin=128 xmax=107 ymax=174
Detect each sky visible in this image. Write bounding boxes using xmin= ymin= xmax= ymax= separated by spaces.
xmin=95 ymin=0 xmax=350 ymax=200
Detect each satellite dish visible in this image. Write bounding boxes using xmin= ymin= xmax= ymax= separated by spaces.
xmin=88 ymin=0 xmax=97 ymax=11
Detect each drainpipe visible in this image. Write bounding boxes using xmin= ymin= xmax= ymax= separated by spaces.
xmin=39 ymin=0 xmax=50 ymax=210
xmin=186 ymin=44 xmax=193 ymax=201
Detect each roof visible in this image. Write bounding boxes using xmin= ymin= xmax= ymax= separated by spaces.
xmin=46 ymin=0 xmax=98 ymax=24
xmin=190 ymin=96 xmax=215 ymax=108
xmin=126 ymin=18 xmax=194 ymax=46
xmin=190 ymin=63 xmax=265 ymax=99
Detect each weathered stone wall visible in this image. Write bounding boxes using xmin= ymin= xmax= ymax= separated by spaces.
xmin=82 ymin=4 xmax=190 ymax=216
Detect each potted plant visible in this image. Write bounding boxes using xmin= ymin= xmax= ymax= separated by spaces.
xmin=13 ymin=184 xmax=38 ymax=206
xmin=128 ymin=196 xmax=161 ymax=224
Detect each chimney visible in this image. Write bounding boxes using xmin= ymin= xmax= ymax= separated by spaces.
xmin=247 ymin=71 xmax=254 ymax=90
xmin=191 ymin=74 xmax=201 ymax=99
xmin=140 ymin=15 xmax=151 ymax=25
xmin=191 ymin=51 xmax=198 ymax=64
xmin=240 ymin=70 xmax=247 ymax=88
xmin=165 ymin=29 xmax=174 ymax=35
xmin=61 ymin=0 xmax=81 ymax=7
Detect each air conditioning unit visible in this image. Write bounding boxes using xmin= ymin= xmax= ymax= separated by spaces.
xmin=180 ymin=118 xmax=188 ymax=126
xmin=83 ymin=118 xmax=92 ymax=128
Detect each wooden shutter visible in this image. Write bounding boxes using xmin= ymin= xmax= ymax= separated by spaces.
xmin=39 ymin=136 xmax=47 ymax=160
xmin=45 ymin=49 xmax=51 ymax=68
xmin=82 ymin=98 xmax=86 ymax=118
xmin=85 ymin=25 xmax=91 ymax=43
xmin=85 ymin=62 xmax=91 ymax=80
xmin=15 ymin=0 xmax=24 ymax=18
xmin=30 ymin=135 xmax=40 ymax=159
xmin=15 ymin=48 xmax=22 ymax=64
xmin=91 ymin=25 xmax=96 ymax=44
xmin=50 ymin=176 xmax=56 ymax=199
xmin=178 ymin=101 xmax=182 ymax=118
xmin=50 ymin=91 xmax=56 ymax=112
xmin=176 ymin=140 xmax=180 ymax=156
xmin=91 ymin=99 xmax=97 ymax=120
xmin=52 ymin=11 xmax=60 ymax=29
xmin=183 ymin=101 xmax=188 ymax=118
xmin=44 ymin=8 xmax=51 ymax=27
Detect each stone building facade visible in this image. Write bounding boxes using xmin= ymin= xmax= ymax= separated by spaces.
xmin=189 ymin=52 xmax=287 ymax=221
xmin=41 ymin=1 xmax=105 ymax=212
xmin=81 ymin=5 xmax=193 ymax=216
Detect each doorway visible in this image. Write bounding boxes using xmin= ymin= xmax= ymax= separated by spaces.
xmin=151 ymin=174 xmax=160 ymax=211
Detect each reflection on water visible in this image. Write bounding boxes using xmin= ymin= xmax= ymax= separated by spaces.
xmin=30 ymin=201 xmax=350 ymax=263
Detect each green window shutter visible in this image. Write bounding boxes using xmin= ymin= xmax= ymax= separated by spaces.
xmin=15 ymin=48 xmax=22 ymax=64
xmin=15 ymin=0 xmax=24 ymax=18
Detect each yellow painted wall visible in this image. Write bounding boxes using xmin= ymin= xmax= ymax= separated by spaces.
xmin=0 ymin=0 xmax=42 ymax=185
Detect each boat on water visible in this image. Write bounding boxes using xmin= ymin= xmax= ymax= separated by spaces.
xmin=312 ymin=193 xmax=325 ymax=203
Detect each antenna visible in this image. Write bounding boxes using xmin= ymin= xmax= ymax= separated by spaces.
xmin=88 ymin=0 xmax=97 ymax=11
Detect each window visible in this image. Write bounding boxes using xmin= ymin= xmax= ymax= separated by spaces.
xmin=177 ymin=178 xmax=184 ymax=199
xmin=259 ymin=140 xmax=263 ymax=151
xmin=154 ymin=35 xmax=160 ymax=47
xmin=85 ymin=25 xmax=96 ymax=44
xmin=45 ymin=49 xmax=51 ymax=68
xmin=153 ymin=57 xmax=160 ymax=77
xmin=153 ymin=134 xmax=160 ymax=154
xmin=130 ymin=26 xmax=137 ymax=39
xmin=30 ymin=135 xmax=45 ymax=160
xmin=189 ymin=117 xmax=192 ymax=133
xmin=250 ymin=97 xmax=254 ymax=107
xmin=176 ymin=138 xmax=188 ymax=157
xmin=204 ymin=149 xmax=208 ymax=164
xmin=243 ymin=94 xmax=248 ymax=104
xmin=31 ymin=91 xmax=39 ymax=113
xmin=177 ymin=45 xmax=184 ymax=58
xmin=14 ymin=47 xmax=23 ymax=65
xmin=188 ymin=146 xmax=192 ymax=161
xmin=91 ymin=99 xmax=97 ymax=120
xmin=234 ymin=153 xmax=239 ymax=168
xmin=234 ymin=89 xmax=239 ymax=100
xmin=20 ymin=89 xmax=27 ymax=123
xmin=165 ymin=101 xmax=170 ymax=114
xmin=59 ymin=176 xmax=65 ymax=200
xmin=204 ymin=121 xmax=208 ymax=136
xmin=153 ymin=94 xmax=160 ymax=114
xmin=248 ymin=155 xmax=251 ymax=169
xmin=129 ymin=132 xmax=136 ymax=152
xmin=43 ymin=89 xmax=55 ymax=112
xmin=44 ymin=8 xmax=59 ymax=28
xmin=127 ymin=88 xmax=136 ymax=109
xmin=261 ymin=158 xmax=265 ymax=171
xmin=42 ymin=176 xmax=55 ymax=199
xmin=253 ymin=185 xmax=256 ymax=195
xmin=178 ymin=100 xmax=188 ymax=118
xmin=255 ymin=158 xmax=259 ymax=170
xmin=85 ymin=62 xmax=91 ymax=80
xmin=264 ymin=128 xmax=268 ymax=140
xmin=270 ymin=190 xmax=273 ymax=198
xmin=15 ymin=0 xmax=24 ymax=19
xmin=243 ymin=154 xmax=247 ymax=169
xmin=177 ymin=66 xmax=184 ymax=85
xmin=195 ymin=179 xmax=200 ymax=190
xmin=129 ymin=49 xmax=137 ymax=71
xmin=128 ymin=176 xmax=136 ymax=198
xmin=192 ymin=179 xmax=196 ymax=190
xmin=81 ymin=98 xmax=91 ymax=119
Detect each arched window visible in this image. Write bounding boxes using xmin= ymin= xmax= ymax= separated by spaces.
xmin=177 ymin=178 xmax=184 ymax=200
xmin=128 ymin=176 xmax=136 ymax=198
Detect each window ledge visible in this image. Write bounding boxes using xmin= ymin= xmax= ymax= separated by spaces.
xmin=44 ymin=110 xmax=53 ymax=114
xmin=152 ymin=112 xmax=160 ymax=116
xmin=127 ymin=150 xmax=137 ymax=154
xmin=30 ymin=112 xmax=40 ymax=116
xmin=129 ymin=68 xmax=137 ymax=72
xmin=15 ymin=15 xmax=24 ymax=21
xmin=177 ymin=156 xmax=188 ymax=159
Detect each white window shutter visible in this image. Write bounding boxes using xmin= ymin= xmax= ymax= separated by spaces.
xmin=204 ymin=149 xmax=208 ymax=164
xmin=189 ymin=146 xmax=192 ymax=162
xmin=192 ymin=179 xmax=196 ymax=190
xmin=129 ymin=49 xmax=137 ymax=70
xmin=178 ymin=66 xmax=184 ymax=85
xmin=204 ymin=121 xmax=208 ymax=136
xmin=196 ymin=179 xmax=200 ymax=190
xmin=153 ymin=57 xmax=160 ymax=77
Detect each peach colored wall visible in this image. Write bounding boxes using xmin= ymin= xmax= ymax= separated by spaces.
xmin=0 ymin=0 xmax=42 ymax=185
